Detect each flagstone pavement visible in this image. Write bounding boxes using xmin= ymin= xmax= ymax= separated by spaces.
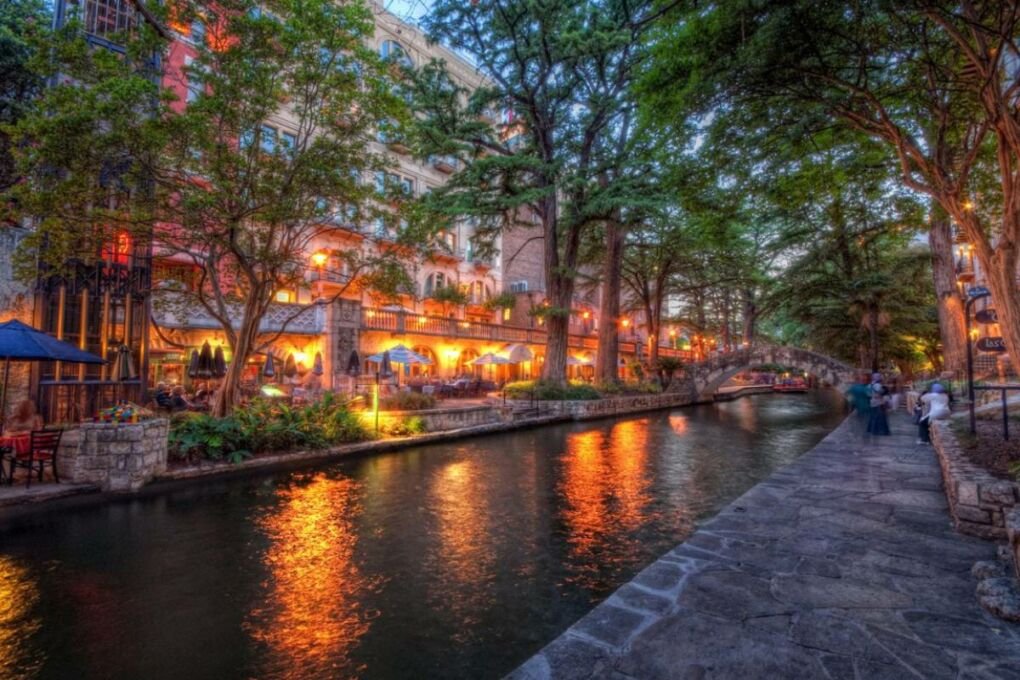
xmin=509 ymin=414 xmax=1020 ymax=679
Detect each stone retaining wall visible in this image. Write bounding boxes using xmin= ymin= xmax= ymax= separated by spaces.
xmin=368 ymin=405 xmax=499 ymax=432
xmin=1008 ymin=509 xmax=1020 ymax=581
xmin=930 ymin=421 xmax=1020 ymax=540
xmin=57 ymin=419 xmax=169 ymax=492
xmin=505 ymin=391 xmax=699 ymax=421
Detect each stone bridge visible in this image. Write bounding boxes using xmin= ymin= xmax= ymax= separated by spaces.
xmin=671 ymin=344 xmax=859 ymax=401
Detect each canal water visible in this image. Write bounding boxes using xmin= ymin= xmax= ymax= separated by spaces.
xmin=0 ymin=391 xmax=845 ymax=679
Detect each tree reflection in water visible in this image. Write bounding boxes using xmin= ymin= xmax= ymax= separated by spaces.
xmin=0 ymin=555 xmax=42 ymax=678
xmin=246 ymin=473 xmax=383 ymax=678
xmin=558 ymin=419 xmax=655 ymax=593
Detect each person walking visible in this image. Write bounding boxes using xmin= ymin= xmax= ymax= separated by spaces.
xmin=917 ymin=382 xmax=951 ymax=445
xmin=867 ymin=373 xmax=891 ymax=436
xmin=846 ymin=374 xmax=873 ymax=433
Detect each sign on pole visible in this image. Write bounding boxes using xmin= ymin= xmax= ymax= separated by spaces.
xmin=976 ymin=336 xmax=1007 ymax=353
xmin=968 ymin=286 xmax=991 ymax=298
xmin=975 ymin=309 xmax=999 ymax=324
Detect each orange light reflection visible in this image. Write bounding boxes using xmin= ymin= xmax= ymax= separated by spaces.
xmin=0 ymin=555 xmax=42 ymax=678
xmin=558 ymin=420 xmax=654 ymax=591
xmin=246 ymin=474 xmax=381 ymax=678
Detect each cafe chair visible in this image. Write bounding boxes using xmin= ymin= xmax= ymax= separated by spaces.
xmin=10 ymin=430 xmax=62 ymax=488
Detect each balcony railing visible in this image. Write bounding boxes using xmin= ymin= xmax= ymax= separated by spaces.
xmin=360 ymin=307 xmax=694 ymax=360
xmin=152 ymin=292 xmax=325 ymax=334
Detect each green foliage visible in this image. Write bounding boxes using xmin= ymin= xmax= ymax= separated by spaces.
xmin=655 ymin=356 xmax=684 ymax=375
xmin=504 ymin=380 xmax=601 ymax=401
xmin=0 ymin=0 xmax=47 ymax=194
xmin=427 ymin=284 xmax=469 ymax=308
xmin=379 ymin=391 xmax=437 ymax=411
xmin=169 ymin=394 xmax=367 ymax=463
xmin=381 ymin=416 xmax=428 ymax=437
xmin=484 ymin=290 xmax=517 ymax=311
xmin=1010 ymin=460 xmax=1020 ymax=483
xmin=168 ymin=413 xmax=252 ymax=464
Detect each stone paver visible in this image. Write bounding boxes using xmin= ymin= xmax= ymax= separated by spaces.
xmin=509 ymin=414 xmax=1020 ymax=680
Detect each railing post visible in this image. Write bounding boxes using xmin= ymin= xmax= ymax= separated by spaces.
xmin=396 ymin=311 xmax=405 ymax=335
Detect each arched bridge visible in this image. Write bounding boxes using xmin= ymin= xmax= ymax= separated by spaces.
xmin=672 ymin=345 xmax=859 ymax=401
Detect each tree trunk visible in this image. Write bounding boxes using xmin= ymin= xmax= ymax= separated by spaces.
xmin=540 ymin=196 xmax=571 ymax=386
xmin=929 ymin=213 xmax=967 ymax=376
xmin=595 ymin=220 xmax=625 ymax=384
xmin=210 ymin=296 xmax=262 ymax=417
xmin=983 ymin=247 xmax=1020 ymax=382
xmin=868 ymin=302 xmax=880 ymax=371
xmin=742 ymin=288 xmax=756 ymax=345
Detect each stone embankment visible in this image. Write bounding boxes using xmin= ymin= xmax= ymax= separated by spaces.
xmin=510 ymin=414 xmax=1020 ymax=679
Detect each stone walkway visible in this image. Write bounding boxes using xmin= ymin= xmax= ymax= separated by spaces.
xmin=509 ymin=414 xmax=1020 ymax=679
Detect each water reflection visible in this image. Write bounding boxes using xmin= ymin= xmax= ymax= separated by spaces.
xmin=246 ymin=473 xmax=382 ymax=678
xmin=425 ymin=459 xmax=496 ymax=641
xmin=0 ymin=555 xmax=42 ymax=678
xmin=559 ymin=419 xmax=655 ymax=592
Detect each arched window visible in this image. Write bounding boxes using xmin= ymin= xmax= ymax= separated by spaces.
xmin=423 ymin=272 xmax=447 ymax=296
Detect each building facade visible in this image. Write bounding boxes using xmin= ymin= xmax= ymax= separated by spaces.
xmin=3 ymin=0 xmax=692 ymax=421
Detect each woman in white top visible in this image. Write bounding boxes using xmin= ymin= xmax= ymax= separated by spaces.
xmin=918 ymin=383 xmax=950 ymax=445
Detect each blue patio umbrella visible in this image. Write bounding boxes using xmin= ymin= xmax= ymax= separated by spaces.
xmin=312 ymin=352 xmax=324 ymax=376
xmin=0 ymin=319 xmax=104 ymax=431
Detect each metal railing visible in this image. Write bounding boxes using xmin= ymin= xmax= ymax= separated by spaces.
xmin=360 ymin=307 xmax=693 ymax=359
xmin=152 ymin=292 xmax=325 ymax=334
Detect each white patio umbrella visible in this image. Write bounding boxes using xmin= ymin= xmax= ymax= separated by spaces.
xmin=500 ymin=343 xmax=534 ymax=363
xmin=566 ymin=355 xmax=593 ymax=366
xmin=367 ymin=344 xmax=431 ymax=384
xmin=469 ymin=352 xmax=513 ymax=381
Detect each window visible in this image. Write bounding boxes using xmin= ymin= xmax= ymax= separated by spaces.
xmin=184 ymin=56 xmax=202 ymax=103
xmin=275 ymin=290 xmax=294 ymax=303
xmin=380 ymin=40 xmax=411 ymax=67
xmin=509 ymin=281 xmax=528 ymax=293
xmin=424 ymin=272 xmax=447 ymax=296
xmin=373 ymin=217 xmax=388 ymax=238
xmin=400 ymin=176 xmax=414 ymax=196
xmin=260 ymin=125 xmax=277 ymax=153
xmin=239 ymin=128 xmax=255 ymax=149
xmin=82 ymin=0 xmax=136 ymax=37
xmin=281 ymin=131 xmax=297 ymax=154
xmin=190 ymin=20 xmax=205 ymax=44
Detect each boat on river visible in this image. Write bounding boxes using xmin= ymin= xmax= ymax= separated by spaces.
xmin=773 ymin=378 xmax=809 ymax=393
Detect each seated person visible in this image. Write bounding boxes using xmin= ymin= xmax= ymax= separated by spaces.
xmin=169 ymin=385 xmax=192 ymax=411
xmin=5 ymin=399 xmax=43 ymax=434
xmin=154 ymin=383 xmax=174 ymax=409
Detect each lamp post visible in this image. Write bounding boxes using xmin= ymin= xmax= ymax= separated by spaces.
xmin=965 ymin=287 xmax=990 ymax=434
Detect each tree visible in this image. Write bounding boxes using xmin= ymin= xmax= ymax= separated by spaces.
xmin=414 ymin=0 xmax=673 ymax=385
xmin=643 ymin=0 xmax=1007 ymax=375
xmin=8 ymin=0 xmax=415 ymax=415
xmin=0 ymin=0 xmax=47 ymax=198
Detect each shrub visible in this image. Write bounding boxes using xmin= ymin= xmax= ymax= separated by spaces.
xmin=379 ymin=391 xmax=438 ymax=411
xmin=626 ymin=381 xmax=663 ymax=394
xmin=504 ymin=379 xmax=600 ymax=401
xmin=170 ymin=394 xmax=369 ymax=464
xmin=381 ymin=415 xmax=428 ymax=436
xmin=168 ymin=412 xmax=251 ymax=464
xmin=595 ymin=381 xmax=624 ymax=395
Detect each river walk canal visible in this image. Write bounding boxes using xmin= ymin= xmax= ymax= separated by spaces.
xmin=0 ymin=392 xmax=845 ymax=679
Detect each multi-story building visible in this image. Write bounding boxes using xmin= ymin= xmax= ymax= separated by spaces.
xmin=3 ymin=0 xmax=692 ymax=421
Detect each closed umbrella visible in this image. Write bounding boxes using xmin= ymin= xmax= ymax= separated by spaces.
xmin=346 ymin=350 xmax=360 ymax=376
xmin=197 ymin=341 xmax=214 ymax=379
xmin=212 ymin=346 xmax=227 ymax=378
xmin=0 ymin=319 xmax=104 ymax=432
xmin=283 ymin=353 xmax=297 ymax=378
xmin=379 ymin=350 xmax=393 ymax=378
xmin=110 ymin=345 xmax=137 ymax=381
xmin=187 ymin=349 xmax=201 ymax=378
xmin=263 ymin=350 xmax=276 ymax=379
xmin=312 ymin=352 xmax=324 ymax=376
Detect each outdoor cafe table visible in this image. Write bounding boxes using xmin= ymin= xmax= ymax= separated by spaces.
xmin=0 ymin=432 xmax=30 ymax=455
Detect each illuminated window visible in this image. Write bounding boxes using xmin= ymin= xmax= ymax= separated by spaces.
xmin=275 ymin=290 xmax=293 ymax=303
xmin=81 ymin=0 xmax=136 ymax=37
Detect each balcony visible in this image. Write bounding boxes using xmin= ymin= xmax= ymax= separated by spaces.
xmin=152 ymin=292 xmax=325 ymax=335
xmin=956 ymin=260 xmax=975 ymax=282
xmin=431 ymin=156 xmax=459 ymax=174
xmin=360 ymin=308 xmax=694 ymax=360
